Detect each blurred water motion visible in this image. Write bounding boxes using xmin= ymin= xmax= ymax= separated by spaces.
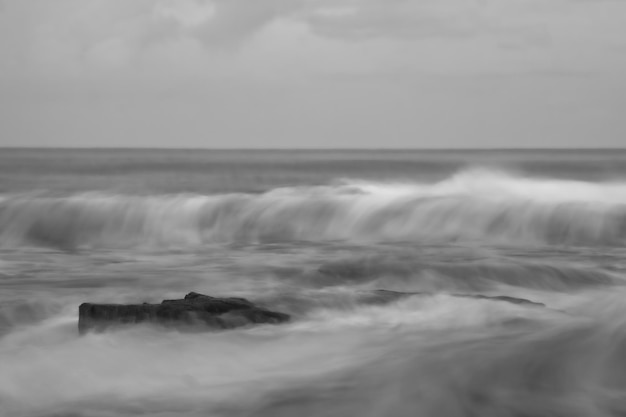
xmin=1 ymin=149 xmax=626 ymax=417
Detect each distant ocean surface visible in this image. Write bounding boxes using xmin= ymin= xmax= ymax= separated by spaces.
xmin=2 ymin=148 xmax=626 ymax=417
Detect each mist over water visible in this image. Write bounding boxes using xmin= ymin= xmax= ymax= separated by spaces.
xmin=1 ymin=149 xmax=626 ymax=417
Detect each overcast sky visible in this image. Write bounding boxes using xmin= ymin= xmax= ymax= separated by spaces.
xmin=1 ymin=0 xmax=625 ymax=148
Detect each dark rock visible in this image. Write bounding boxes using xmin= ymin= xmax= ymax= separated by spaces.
xmin=78 ymin=292 xmax=290 ymax=334
xmin=460 ymin=294 xmax=545 ymax=307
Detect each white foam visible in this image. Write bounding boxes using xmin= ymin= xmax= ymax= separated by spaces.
xmin=0 ymin=169 xmax=624 ymax=249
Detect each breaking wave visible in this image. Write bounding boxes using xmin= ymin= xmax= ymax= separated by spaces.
xmin=1 ymin=169 xmax=625 ymax=250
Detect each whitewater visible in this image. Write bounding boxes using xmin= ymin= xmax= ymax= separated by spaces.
xmin=1 ymin=148 xmax=626 ymax=417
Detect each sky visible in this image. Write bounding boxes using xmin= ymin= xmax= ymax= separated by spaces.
xmin=0 ymin=0 xmax=625 ymax=149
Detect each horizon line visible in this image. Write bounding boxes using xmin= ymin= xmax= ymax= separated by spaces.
xmin=2 ymin=146 xmax=626 ymax=152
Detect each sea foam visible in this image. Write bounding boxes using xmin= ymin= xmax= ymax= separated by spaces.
xmin=1 ymin=169 xmax=625 ymax=249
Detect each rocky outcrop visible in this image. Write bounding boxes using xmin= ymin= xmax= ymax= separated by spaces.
xmin=78 ymin=292 xmax=290 ymax=334
xmin=78 ymin=290 xmax=544 ymax=334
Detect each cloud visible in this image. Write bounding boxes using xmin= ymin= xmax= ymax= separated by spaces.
xmin=0 ymin=0 xmax=625 ymax=81
xmin=306 ymin=0 xmax=481 ymax=40
xmin=174 ymin=0 xmax=562 ymax=47
xmin=300 ymin=0 xmax=563 ymax=49
xmin=191 ymin=0 xmax=302 ymax=46
xmin=0 ymin=0 xmax=562 ymax=54
xmin=0 ymin=0 xmax=182 ymax=76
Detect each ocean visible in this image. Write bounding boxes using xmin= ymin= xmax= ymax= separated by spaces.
xmin=1 ymin=148 xmax=626 ymax=417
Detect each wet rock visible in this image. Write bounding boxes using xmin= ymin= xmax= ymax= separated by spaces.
xmin=461 ymin=294 xmax=545 ymax=307
xmin=78 ymin=292 xmax=290 ymax=334
xmin=357 ymin=289 xmax=422 ymax=305
xmin=359 ymin=289 xmax=545 ymax=307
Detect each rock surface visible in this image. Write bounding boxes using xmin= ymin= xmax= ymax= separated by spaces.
xmin=78 ymin=292 xmax=290 ymax=334
xmin=359 ymin=289 xmax=545 ymax=307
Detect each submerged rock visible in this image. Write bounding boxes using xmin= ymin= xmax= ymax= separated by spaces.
xmin=78 ymin=292 xmax=290 ymax=334
xmin=462 ymin=294 xmax=545 ymax=307
xmin=359 ymin=289 xmax=545 ymax=307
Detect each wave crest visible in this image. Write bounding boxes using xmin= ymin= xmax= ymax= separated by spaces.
xmin=1 ymin=170 xmax=625 ymax=249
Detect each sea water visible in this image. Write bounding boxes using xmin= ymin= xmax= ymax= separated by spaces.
xmin=1 ymin=148 xmax=626 ymax=417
